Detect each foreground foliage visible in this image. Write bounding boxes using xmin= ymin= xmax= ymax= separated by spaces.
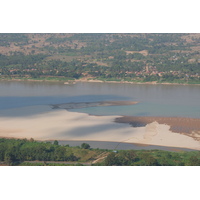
xmin=0 ymin=138 xmax=199 ymax=166
xmin=102 ymin=150 xmax=200 ymax=166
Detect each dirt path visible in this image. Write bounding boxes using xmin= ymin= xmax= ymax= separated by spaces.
xmin=92 ymin=152 xmax=109 ymax=164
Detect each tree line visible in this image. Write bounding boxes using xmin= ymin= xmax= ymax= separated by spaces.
xmin=0 ymin=138 xmax=200 ymax=166
xmin=0 ymin=138 xmax=78 ymax=165
xmin=102 ymin=149 xmax=200 ymax=166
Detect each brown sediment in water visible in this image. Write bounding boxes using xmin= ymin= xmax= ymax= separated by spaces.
xmin=115 ymin=116 xmax=200 ymax=141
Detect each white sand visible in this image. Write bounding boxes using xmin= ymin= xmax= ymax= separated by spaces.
xmin=0 ymin=109 xmax=200 ymax=150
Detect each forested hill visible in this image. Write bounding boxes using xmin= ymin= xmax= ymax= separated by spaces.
xmin=0 ymin=33 xmax=200 ymax=84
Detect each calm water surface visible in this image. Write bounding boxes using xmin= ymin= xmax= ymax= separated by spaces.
xmin=0 ymin=81 xmax=199 ymax=118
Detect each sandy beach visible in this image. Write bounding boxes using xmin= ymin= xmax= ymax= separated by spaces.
xmin=0 ymin=108 xmax=200 ymax=150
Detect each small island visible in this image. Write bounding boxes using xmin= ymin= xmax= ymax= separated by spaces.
xmin=51 ymin=101 xmax=139 ymax=110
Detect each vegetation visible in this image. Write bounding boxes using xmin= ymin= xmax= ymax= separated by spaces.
xmin=0 ymin=138 xmax=199 ymax=166
xmin=0 ymin=33 xmax=200 ymax=84
xmin=81 ymin=143 xmax=90 ymax=149
xmin=102 ymin=150 xmax=200 ymax=166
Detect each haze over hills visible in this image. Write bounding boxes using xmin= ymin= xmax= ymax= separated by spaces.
xmin=0 ymin=33 xmax=200 ymax=83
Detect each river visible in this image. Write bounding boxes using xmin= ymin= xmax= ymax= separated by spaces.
xmin=0 ymin=81 xmax=199 ymax=118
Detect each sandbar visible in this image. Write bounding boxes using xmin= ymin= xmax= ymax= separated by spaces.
xmin=0 ymin=109 xmax=200 ymax=150
xmin=51 ymin=101 xmax=138 ymax=110
xmin=115 ymin=116 xmax=200 ymax=141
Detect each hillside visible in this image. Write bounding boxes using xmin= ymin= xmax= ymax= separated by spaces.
xmin=0 ymin=33 xmax=200 ymax=84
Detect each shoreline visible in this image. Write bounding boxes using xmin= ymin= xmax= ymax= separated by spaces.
xmin=0 ymin=136 xmax=197 ymax=152
xmin=1 ymin=78 xmax=200 ymax=86
xmin=75 ymin=79 xmax=200 ymax=86
xmin=48 ymin=140 xmax=198 ymax=152
xmin=1 ymin=135 xmax=198 ymax=152
xmin=0 ymin=108 xmax=200 ymax=151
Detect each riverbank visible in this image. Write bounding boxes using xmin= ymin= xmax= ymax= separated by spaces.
xmin=52 ymin=140 xmax=197 ymax=152
xmin=0 ymin=108 xmax=199 ymax=150
xmin=75 ymin=78 xmax=200 ymax=86
xmin=1 ymin=77 xmax=200 ymax=86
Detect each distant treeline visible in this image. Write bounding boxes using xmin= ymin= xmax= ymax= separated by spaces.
xmin=0 ymin=33 xmax=200 ymax=83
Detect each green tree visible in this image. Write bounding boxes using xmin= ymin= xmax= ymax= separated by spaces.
xmin=81 ymin=143 xmax=90 ymax=149
xmin=140 ymin=153 xmax=159 ymax=166
xmin=53 ymin=140 xmax=59 ymax=145
xmin=118 ymin=150 xmax=137 ymax=165
xmin=104 ymin=152 xmax=119 ymax=166
xmin=189 ymin=156 xmax=200 ymax=166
